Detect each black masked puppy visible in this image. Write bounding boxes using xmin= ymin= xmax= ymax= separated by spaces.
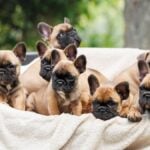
xmin=0 ymin=42 xmax=27 ymax=110
xmin=20 ymin=41 xmax=77 ymax=94
xmin=26 ymin=47 xmax=78 ymax=115
xmin=40 ymin=42 xmax=77 ymax=82
xmin=26 ymin=55 xmax=86 ymax=115
xmin=48 ymin=55 xmax=86 ymax=115
xmin=138 ymin=60 xmax=150 ymax=112
xmin=88 ymin=75 xmax=130 ymax=120
xmin=37 ymin=18 xmax=81 ymax=49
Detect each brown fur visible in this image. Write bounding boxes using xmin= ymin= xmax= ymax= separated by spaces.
xmin=20 ymin=47 xmax=68 ymax=94
xmin=47 ymin=23 xmax=73 ymax=48
xmin=112 ymin=52 xmax=150 ymax=121
xmin=92 ymin=83 xmax=122 ymax=112
xmin=0 ymin=43 xmax=26 ymax=110
xmin=78 ymin=69 xmax=107 ymax=113
xmin=26 ymin=58 xmax=83 ymax=115
xmin=26 ymin=60 xmax=107 ymax=115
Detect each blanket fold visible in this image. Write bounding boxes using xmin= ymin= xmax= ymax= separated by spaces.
xmin=1 ymin=48 xmax=150 ymax=150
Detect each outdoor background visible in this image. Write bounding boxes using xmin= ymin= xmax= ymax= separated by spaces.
xmin=0 ymin=0 xmax=149 ymax=50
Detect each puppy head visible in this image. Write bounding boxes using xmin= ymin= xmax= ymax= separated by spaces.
xmin=88 ymin=75 xmax=130 ymax=120
xmin=37 ymin=41 xmax=77 ymax=81
xmin=138 ymin=60 xmax=150 ymax=110
xmin=52 ymin=55 xmax=86 ymax=93
xmin=37 ymin=19 xmax=81 ymax=49
xmin=0 ymin=42 xmax=26 ymax=86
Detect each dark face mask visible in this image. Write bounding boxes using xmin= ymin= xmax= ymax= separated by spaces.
xmin=0 ymin=63 xmax=17 ymax=85
xmin=139 ymin=85 xmax=150 ymax=111
xmin=57 ymin=28 xmax=81 ymax=49
xmin=92 ymin=100 xmax=118 ymax=120
xmin=52 ymin=72 xmax=76 ymax=93
xmin=40 ymin=58 xmax=55 ymax=82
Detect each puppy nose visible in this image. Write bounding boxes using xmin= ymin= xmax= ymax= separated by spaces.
xmin=98 ymin=106 xmax=106 ymax=112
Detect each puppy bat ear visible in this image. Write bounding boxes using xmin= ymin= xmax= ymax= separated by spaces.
xmin=37 ymin=22 xmax=53 ymax=40
xmin=74 ymin=55 xmax=86 ymax=74
xmin=64 ymin=17 xmax=70 ymax=24
xmin=64 ymin=44 xmax=77 ymax=61
xmin=51 ymin=50 xmax=60 ymax=66
xmin=137 ymin=52 xmax=150 ymax=60
xmin=138 ymin=60 xmax=149 ymax=81
xmin=88 ymin=74 xmax=100 ymax=95
xmin=13 ymin=42 xmax=26 ymax=63
xmin=36 ymin=41 xmax=47 ymax=58
xmin=115 ymin=81 xmax=130 ymax=100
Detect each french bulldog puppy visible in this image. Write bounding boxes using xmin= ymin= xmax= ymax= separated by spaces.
xmin=111 ymin=52 xmax=150 ymax=122
xmin=37 ymin=18 xmax=81 ymax=49
xmin=0 ymin=42 xmax=27 ymax=110
xmin=26 ymin=49 xmax=107 ymax=115
xmin=138 ymin=60 xmax=150 ymax=112
xmin=26 ymin=44 xmax=77 ymax=115
xmin=88 ymin=75 xmax=129 ymax=120
xmin=20 ymin=19 xmax=81 ymax=93
xmin=26 ymin=54 xmax=86 ymax=115
xmin=20 ymin=42 xmax=77 ymax=94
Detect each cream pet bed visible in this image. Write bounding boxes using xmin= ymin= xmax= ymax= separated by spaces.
xmin=0 ymin=48 xmax=149 ymax=150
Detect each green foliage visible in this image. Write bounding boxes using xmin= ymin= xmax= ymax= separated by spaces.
xmin=0 ymin=0 xmax=124 ymax=50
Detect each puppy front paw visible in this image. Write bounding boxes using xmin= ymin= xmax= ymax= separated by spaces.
xmin=127 ymin=108 xmax=142 ymax=122
xmin=120 ymin=107 xmax=129 ymax=118
xmin=119 ymin=100 xmax=130 ymax=118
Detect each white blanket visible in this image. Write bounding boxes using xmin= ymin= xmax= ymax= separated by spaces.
xmin=1 ymin=48 xmax=150 ymax=150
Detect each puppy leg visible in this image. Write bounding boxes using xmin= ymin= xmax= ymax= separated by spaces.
xmin=80 ymin=92 xmax=91 ymax=113
xmin=71 ymin=100 xmax=82 ymax=115
xmin=119 ymin=94 xmax=133 ymax=118
xmin=0 ymin=94 xmax=7 ymax=104
xmin=26 ymin=93 xmax=36 ymax=111
xmin=11 ymin=89 xmax=26 ymax=110
xmin=127 ymin=93 xmax=142 ymax=122
xmin=47 ymin=91 xmax=60 ymax=115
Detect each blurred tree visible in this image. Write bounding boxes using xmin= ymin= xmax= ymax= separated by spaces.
xmin=0 ymin=0 xmax=124 ymax=49
xmin=78 ymin=0 xmax=124 ymax=47
xmin=124 ymin=0 xmax=150 ymax=49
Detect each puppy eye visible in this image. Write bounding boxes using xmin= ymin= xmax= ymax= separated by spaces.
xmin=58 ymin=32 xmax=65 ymax=38
xmin=7 ymin=64 xmax=15 ymax=68
xmin=107 ymin=100 xmax=116 ymax=106
xmin=140 ymin=85 xmax=145 ymax=90
xmin=41 ymin=59 xmax=49 ymax=65
xmin=92 ymin=100 xmax=100 ymax=105
xmin=148 ymin=62 xmax=150 ymax=66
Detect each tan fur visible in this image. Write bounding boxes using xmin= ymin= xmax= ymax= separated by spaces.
xmin=112 ymin=52 xmax=150 ymax=121
xmin=79 ymin=69 xmax=107 ymax=113
xmin=48 ymin=23 xmax=73 ymax=48
xmin=141 ymin=73 xmax=150 ymax=88
xmin=26 ymin=59 xmax=82 ymax=115
xmin=20 ymin=48 xmax=68 ymax=94
xmin=90 ymin=82 xmax=122 ymax=115
xmin=0 ymin=50 xmax=26 ymax=110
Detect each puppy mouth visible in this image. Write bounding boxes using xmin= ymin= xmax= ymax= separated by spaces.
xmin=92 ymin=111 xmax=117 ymax=120
xmin=92 ymin=106 xmax=118 ymax=120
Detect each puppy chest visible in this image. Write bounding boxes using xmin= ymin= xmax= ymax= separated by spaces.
xmin=58 ymin=101 xmax=71 ymax=113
